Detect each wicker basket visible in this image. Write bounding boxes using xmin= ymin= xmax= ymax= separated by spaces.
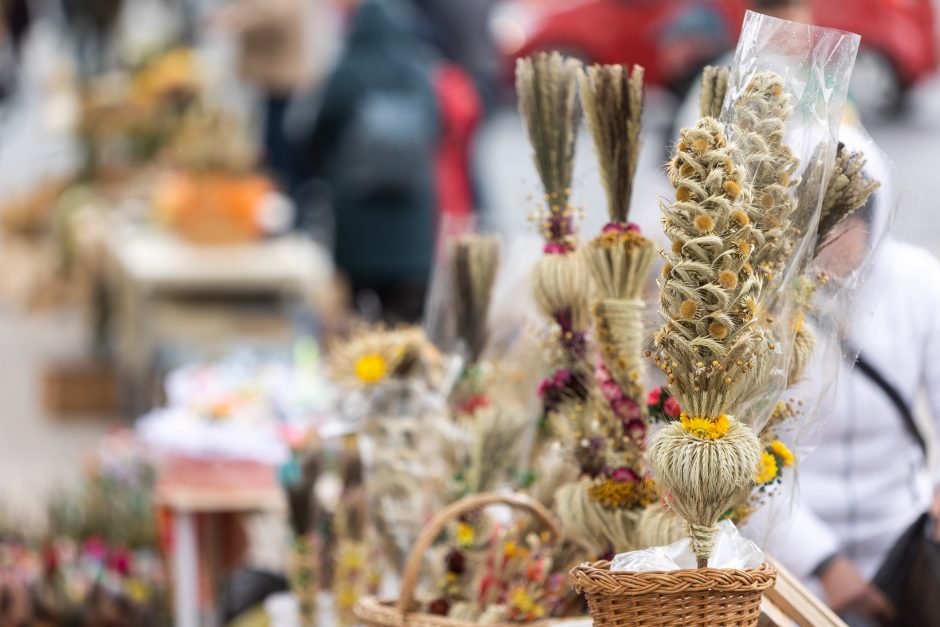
xmin=355 ymin=492 xmax=574 ymax=626
xmin=569 ymin=560 xmax=777 ymax=627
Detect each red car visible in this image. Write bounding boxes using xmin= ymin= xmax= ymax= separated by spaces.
xmin=491 ymin=0 xmax=936 ymax=112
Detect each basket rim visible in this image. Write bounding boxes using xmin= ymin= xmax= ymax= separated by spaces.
xmin=569 ymin=560 xmax=777 ymax=596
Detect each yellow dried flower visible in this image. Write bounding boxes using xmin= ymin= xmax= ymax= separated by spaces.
xmin=588 ymin=477 xmax=658 ymax=509
xmin=662 ymin=263 xmax=673 ymax=279
xmin=732 ymin=210 xmax=750 ymax=227
xmin=680 ymin=413 xmax=730 ymax=440
xmin=676 ymin=186 xmax=691 ymax=202
xmin=692 ymin=138 xmax=710 ymax=154
xmin=756 ymin=450 xmax=779 ymax=484
xmin=770 ymin=440 xmax=795 ymax=467
xmin=672 ymin=240 xmax=684 ymax=254
xmin=737 ymin=239 xmax=752 ymax=256
xmin=354 ymin=354 xmax=387 ymax=384
xmin=724 ymin=180 xmax=741 ymax=198
xmin=455 ymin=522 xmax=475 ymax=548
xmin=509 ymin=587 xmax=545 ymax=618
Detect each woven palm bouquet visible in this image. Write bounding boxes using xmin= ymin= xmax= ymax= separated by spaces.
xmin=565 ymin=12 xmax=864 ymax=627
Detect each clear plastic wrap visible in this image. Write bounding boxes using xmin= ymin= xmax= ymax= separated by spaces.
xmin=744 ymin=120 xmax=901 ymax=542
xmin=720 ymin=11 xmax=861 ymax=432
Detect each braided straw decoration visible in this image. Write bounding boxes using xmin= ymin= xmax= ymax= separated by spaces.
xmin=652 ymin=116 xmax=766 ymax=567
xmin=699 ymin=66 xmax=730 ymax=119
xmin=570 ymin=561 xmax=776 ymax=627
xmin=554 ymin=479 xmax=644 ymax=554
xmin=452 ymin=234 xmax=501 ymax=363
xmin=579 ymin=64 xmax=644 ymax=223
xmin=730 ymin=72 xmax=800 ymax=284
xmin=816 ymin=143 xmax=881 ymax=255
xmin=583 ymin=232 xmax=655 ymax=393
xmin=649 ymin=420 xmax=761 ymax=564
xmin=531 ymin=252 xmax=592 ymax=332
xmin=656 ymin=117 xmax=765 ymax=418
xmin=516 ymin=52 xmax=582 ymax=250
xmin=634 ymin=503 xmax=685 ymax=549
xmin=354 ymin=492 xmax=574 ymax=627
xmin=787 ymin=320 xmax=816 ymax=386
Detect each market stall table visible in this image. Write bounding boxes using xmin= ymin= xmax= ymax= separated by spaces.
xmin=155 ymin=456 xmax=285 ymax=627
xmin=102 ymin=228 xmax=332 ymax=414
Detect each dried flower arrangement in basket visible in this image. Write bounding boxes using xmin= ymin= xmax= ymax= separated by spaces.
xmin=569 ymin=10 xmax=865 ymax=626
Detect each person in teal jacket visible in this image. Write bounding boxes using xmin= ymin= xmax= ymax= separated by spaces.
xmin=292 ymin=0 xmax=440 ymax=323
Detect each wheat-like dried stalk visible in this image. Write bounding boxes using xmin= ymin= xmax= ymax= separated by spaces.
xmin=516 ymin=52 xmax=582 ymax=249
xmin=650 ymin=116 xmax=768 ymax=566
xmin=816 ymin=143 xmax=881 ymax=255
xmin=731 ymin=72 xmax=801 ymax=284
xmin=452 ymin=234 xmax=501 ymax=363
xmin=555 ymin=479 xmax=647 ymax=553
xmin=699 ymin=66 xmax=730 ymax=119
xmin=579 ymin=64 xmax=644 ymax=223
xmin=655 ymin=117 xmax=767 ymax=418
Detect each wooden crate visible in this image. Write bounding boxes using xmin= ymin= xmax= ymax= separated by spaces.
xmin=41 ymin=360 xmax=118 ymax=417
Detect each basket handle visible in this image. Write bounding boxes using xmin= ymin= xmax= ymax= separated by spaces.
xmin=395 ymin=491 xmax=562 ymax=617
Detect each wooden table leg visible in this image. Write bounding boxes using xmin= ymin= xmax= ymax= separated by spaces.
xmin=173 ymin=511 xmax=200 ymax=627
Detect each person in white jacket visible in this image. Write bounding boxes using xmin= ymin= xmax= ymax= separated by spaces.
xmin=762 ymin=126 xmax=940 ymax=625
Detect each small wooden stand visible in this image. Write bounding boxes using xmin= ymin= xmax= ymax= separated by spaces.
xmin=760 ymin=556 xmax=847 ymax=626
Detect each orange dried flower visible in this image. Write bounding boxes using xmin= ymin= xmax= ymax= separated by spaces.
xmin=679 ymin=300 xmax=698 ymax=320
xmin=718 ymin=270 xmax=738 ymax=290
xmin=709 ymin=321 xmax=729 ymax=340
xmin=694 ymin=214 xmax=715 ymax=233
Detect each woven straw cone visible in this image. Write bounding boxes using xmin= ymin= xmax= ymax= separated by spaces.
xmin=649 ymin=419 xmax=761 ymax=563
xmin=355 ymin=492 xmax=575 ymax=627
xmin=570 ymin=561 xmax=776 ymax=626
xmin=635 ymin=503 xmax=685 ymax=549
xmin=554 ymin=479 xmax=644 ymax=554
xmin=532 ymin=252 xmax=592 ymax=331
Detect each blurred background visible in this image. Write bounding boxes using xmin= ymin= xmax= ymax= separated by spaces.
xmin=0 ymin=0 xmax=937 ymax=624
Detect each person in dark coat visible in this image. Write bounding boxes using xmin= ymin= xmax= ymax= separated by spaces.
xmin=292 ymin=0 xmax=440 ymax=324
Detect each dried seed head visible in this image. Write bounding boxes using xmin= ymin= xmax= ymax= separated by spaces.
xmin=692 ymin=138 xmax=710 ymax=154
xmin=672 ymin=240 xmax=684 ymax=254
xmin=694 ymin=214 xmax=715 ymax=233
xmin=737 ymin=239 xmax=752 ymax=256
xmin=718 ymin=270 xmax=739 ymax=290
xmin=732 ymin=210 xmax=750 ymax=227
xmin=662 ymin=263 xmax=673 ymax=278
xmin=724 ymin=180 xmax=741 ymax=198
xmin=709 ymin=321 xmax=729 ymax=340
xmin=676 ymin=187 xmax=691 ymax=202
xmin=679 ymin=300 xmax=698 ymax=320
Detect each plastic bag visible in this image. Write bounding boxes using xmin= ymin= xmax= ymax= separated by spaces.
xmin=610 ymin=520 xmax=764 ymax=572
xmin=744 ymin=119 xmax=901 ymax=542
xmin=720 ymin=11 xmax=860 ymax=432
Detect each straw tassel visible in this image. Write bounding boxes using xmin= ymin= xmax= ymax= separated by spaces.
xmin=699 ymin=66 xmax=730 ymax=119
